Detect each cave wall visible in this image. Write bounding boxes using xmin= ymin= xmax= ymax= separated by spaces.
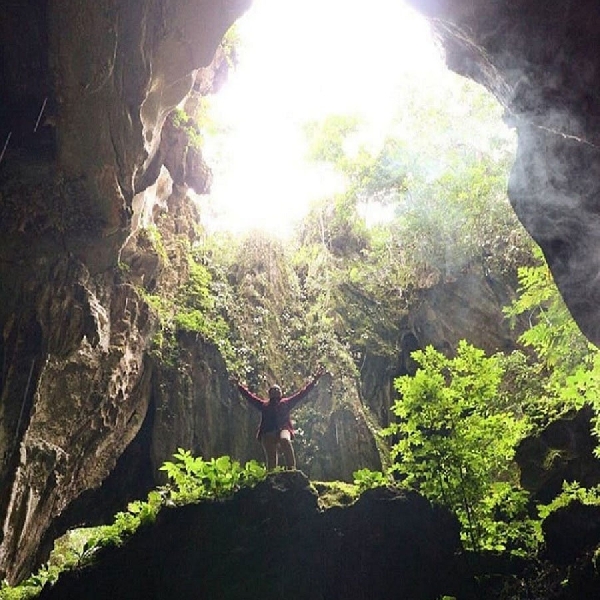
xmin=0 ymin=0 xmax=251 ymax=583
xmin=408 ymin=0 xmax=600 ymax=346
xmin=0 ymin=259 xmax=154 ymax=581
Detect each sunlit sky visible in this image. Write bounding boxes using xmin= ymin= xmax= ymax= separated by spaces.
xmin=200 ymin=0 xmax=448 ymax=236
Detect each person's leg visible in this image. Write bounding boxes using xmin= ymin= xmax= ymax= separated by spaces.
xmin=261 ymin=432 xmax=278 ymax=470
xmin=278 ymin=429 xmax=296 ymax=469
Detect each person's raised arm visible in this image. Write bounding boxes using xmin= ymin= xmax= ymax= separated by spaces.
xmin=284 ymin=366 xmax=327 ymax=410
xmin=231 ymin=376 xmax=266 ymax=410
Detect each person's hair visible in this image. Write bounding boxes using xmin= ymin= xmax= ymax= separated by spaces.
xmin=268 ymin=385 xmax=282 ymax=398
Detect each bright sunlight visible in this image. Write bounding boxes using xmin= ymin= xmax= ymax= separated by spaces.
xmin=199 ymin=0 xmax=450 ymax=237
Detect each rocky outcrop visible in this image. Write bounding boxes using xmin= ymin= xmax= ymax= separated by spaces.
xmin=0 ymin=257 xmax=154 ymax=582
xmin=403 ymin=269 xmax=519 ymax=359
xmin=408 ymin=0 xmax=600 ymax=346
xmin=149 ymin=333 xmax=261 ymax=472
xmin=38 ymin=471 xmax=462 ymax=600
xmin=0 ymin=0 xmax=251 ymax=273
xmin=48 ymin=0 xmax=251 ymax=265
xmin=516 ymin=406 xmax=600 ymax=503
xmin=543 ymin=500 xmax=600 ymax=565
xmin=33 ymin=472 xmax=600 ymax=600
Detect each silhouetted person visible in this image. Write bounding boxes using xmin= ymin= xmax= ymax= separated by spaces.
xmin=232 ymin=366 xmax=326 ymax=470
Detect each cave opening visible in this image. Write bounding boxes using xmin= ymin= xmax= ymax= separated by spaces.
xmin=192 ymin=0 xmax=519 ymax=244
xmin=113 ymin=0 xmax=532 ymax=498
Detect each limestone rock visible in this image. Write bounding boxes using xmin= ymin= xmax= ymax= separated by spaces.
xmin=516 ymin=406 xmax=600 ymax=504
xmin=0 ymin=257 xmax=154 ymax=582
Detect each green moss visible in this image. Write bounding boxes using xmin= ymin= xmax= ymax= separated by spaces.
xmin=311 ymin=480 xmax=360 ymax=509
xmin=170 ymin=108 xmax=203 ymax=150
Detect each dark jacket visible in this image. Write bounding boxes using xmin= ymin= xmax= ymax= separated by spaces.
xmin=237 ymin=378 xmax=319 ymax=439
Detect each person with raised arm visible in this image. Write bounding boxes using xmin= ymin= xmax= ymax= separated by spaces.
xmin=232 ymin=366 xmax=326 ymax=470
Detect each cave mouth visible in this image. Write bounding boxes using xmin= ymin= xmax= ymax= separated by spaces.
xmin=192 ymin=0 xmax=518 ymax=241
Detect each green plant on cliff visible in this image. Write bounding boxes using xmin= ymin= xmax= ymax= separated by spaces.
xmin=171 ymin=107 xmax=203 ymax=150
xmin=142 ymin=238 xmax=245 ymax=373
xmin=387 ymin=341 xmax=537 ymax=554
xmin=0 ymin=572 xmax=54 ymax=600
xmin=159 ymin=449 xmax=267 ymax=504
xmin=76 ymin=453 xmax=266 ymax=555
xmin=174 ymin=255 xmax=229 ymax=341
xmin=538 ymin=480 xmax=600 ymax=520
xmin=138 ymin=224 xmax=169 ymax=263
xmin=201 ymin=231 xmax=332 ymax=387
xmin=353 ymin=467 xmax=390 ymax=492
xmin=504 ymin=247 xmax=600 ymax=440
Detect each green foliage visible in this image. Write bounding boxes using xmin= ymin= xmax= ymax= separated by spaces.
xmin=311 ymin=480 xmax=361 ymax=508
xmin=0 ymin=570 xmax=55 ymax=600
xmin=304 ymin=114 xmax=361 ymax=167
xmin=504 ymin=248 xmax=600 ymax=441
xmin=538 ymin=481 xmax=600 ymax=520
xmin=352 ymin=468 xmax=389 ymax=492
xmin=138 ymin=225 xmax=168 ymax=263
xmin=303 ymin=75 xmax=532 ymax=289
xmin=141 ymin=240 xmax=242 ymax=372
xmin=159 ymin=449 xmax=267 ymax=504
xmin=504 ymin=247 xmax=592 ymax=371
xmin=298 ymin=194 xmax=369 ymax=259
xmin=171 ymin=108 xmax=203 ymax=149
xmin=387 ymin=341 xmax=532 ymax=553
xmin=173 ymin=255 xmax=233 ymax=354
xmin=476 ymin=482 xmax=542 ymax=556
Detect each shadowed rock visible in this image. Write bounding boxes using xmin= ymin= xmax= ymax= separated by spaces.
xmin=38 ymin=472 xmax=461 ymax=600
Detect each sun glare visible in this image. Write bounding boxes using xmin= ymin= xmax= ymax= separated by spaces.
xmin=200 ymin=0 xmax=447 ymax=237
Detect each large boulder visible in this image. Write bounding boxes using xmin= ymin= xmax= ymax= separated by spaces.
xmin=38 ymin=472 xmax=461 ymax=600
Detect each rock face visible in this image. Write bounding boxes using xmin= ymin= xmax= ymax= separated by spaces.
xmin=0 ymin=0 xmax=251 ymax=272
xmin=37 ymin=472 xmax=462 ymax=600
xmin=0 ymin=257 xmax=155 ymax=582
xmin=403 ymin=270 xmax=518 ymax=358
xmin=0 ymin=0 xmax=251 ymax=583
xmin=407 ymin=0 xmax=600 ymax=347
xmin=543 ymin=501 xmax=600 ymax=565
xmin=516 ymin=406 xmax=600 ymax=504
